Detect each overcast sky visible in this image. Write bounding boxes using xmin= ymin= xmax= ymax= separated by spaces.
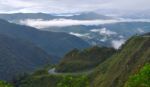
xmin=0 ymin=0 xmax=150 ymax=13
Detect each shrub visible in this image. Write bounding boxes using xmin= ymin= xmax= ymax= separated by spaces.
xmin=0 ymin=80 xmax=13 ymax=87
xmin=125 ymin=64 xmax=150 ymax=87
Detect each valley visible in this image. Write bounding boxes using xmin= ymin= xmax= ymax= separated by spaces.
xmin=4 ymin=34 xmax=148 ymax=87
xmin=0 ymin=1 xmax=150 ymax=86
xmin=0 ymin=14 xmax=149 ymax=87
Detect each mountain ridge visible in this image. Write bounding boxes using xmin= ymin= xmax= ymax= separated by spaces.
xmin=0 ymin=34 xmax=51 ymax=81
xmin=0 ymin=19 xmax=89 ymax=58
xmin=0 ymin=12 xmax=113 ymax=21
xmin=91 ymin=35 xmax=150 ymax=87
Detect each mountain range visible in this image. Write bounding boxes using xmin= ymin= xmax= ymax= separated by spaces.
xmin=0 ymin=18 xmax=89 ymax=80
xmin=44 ymin=22 xmax=150 ymax=48
xmin=0 ymin=12 xmax=112 ymax=22
xmin=0 ymin=12 xmax=149 ymax=87
xmin=0 ymin=12 xmax=149 ymax=48
xmin=0 ymin=19 xmax=89 ymax=58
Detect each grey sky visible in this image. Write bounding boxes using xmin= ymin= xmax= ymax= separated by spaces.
xmin=0 ymin=0 xmax=150 ymax=13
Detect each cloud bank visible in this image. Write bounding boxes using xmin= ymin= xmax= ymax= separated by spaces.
xmin=20 ymin=18 xmax=150 ymax=29
xmin=20 ymin=19 xmax=118 ymax=28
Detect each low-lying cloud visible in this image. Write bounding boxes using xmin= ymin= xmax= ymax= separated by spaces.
xmin=111 ymin=39 xmax=126 ymax=49
xmin=137 ymin=28 xmax=145 ymax=33
xmin=20 ymin=18 xmax=150 ymax=29
xmin=20 ymin=19 xmax=118 ymax=28
xmin=90 ymin=28 xmax=117 ymax=36
xmin=69 ymin=32 xmax=89 ymax=37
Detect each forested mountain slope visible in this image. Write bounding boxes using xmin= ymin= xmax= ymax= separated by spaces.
xmin=0 ymin=19 xmax=89 ymax=58
xmin=0 ymin=34 xmax=51 ymax=81
xmin=56 ymin=46 xmax=116 ymax=72
xmin=13 ymin=35 xmax=150 ymax=87
xmin=91 ymin=35 xmax=150 ymax=87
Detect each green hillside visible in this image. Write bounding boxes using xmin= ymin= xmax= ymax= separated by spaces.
xmin=91 ymin=36 xmax=150 ymax=87
xmin=0 ymin=34 xmax=51 ymax=81
xmin=56 ymin=46 xmax=116 ymax=72
xmin=10 ymin=35 xmax=150 ymax=87
xmin=0 ymin=19 xmax=89 ymax=59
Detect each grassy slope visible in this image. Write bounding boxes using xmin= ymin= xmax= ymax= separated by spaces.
xmin=91 ymin=36 xmax=150 ymax=87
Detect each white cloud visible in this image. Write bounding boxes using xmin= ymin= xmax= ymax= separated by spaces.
xmin=137 ymin=28 xmax=145 ymax=33
xmin=19 ymin=19 xmax=118 ymax=28
xmin=91 ymin=28 xmax=117 ymax=36
xmin=119 ymin=18 xmax=150 ymax=22
xmin=69 ymin=32 xmax=89 ymax=37
xmin=100 ymin=38 xmax=107 ymax=42
xmin=119 ymin=35 xmax=124 ymax=39
xmin=111 ymin=39 xmax=126 ymax=49
xmin=19 ymin=18 xmax=150 ymax=29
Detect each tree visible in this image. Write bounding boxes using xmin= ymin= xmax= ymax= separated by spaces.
xmin=57 ymin=75 xmax=89 ymax=87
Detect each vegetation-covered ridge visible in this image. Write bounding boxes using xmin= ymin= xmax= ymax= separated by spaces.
xmin=0 ymin=19 xmax=89 ymax=58
xmin=91 ymin=35 xmax=150 ymax=87
xmin=14 ymin=70 xmax=89 ymax=87
xmin=56 ymin=46 xmax=116 ymax=72
xmin=1 ymin=35 xmax=149 ymax=87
